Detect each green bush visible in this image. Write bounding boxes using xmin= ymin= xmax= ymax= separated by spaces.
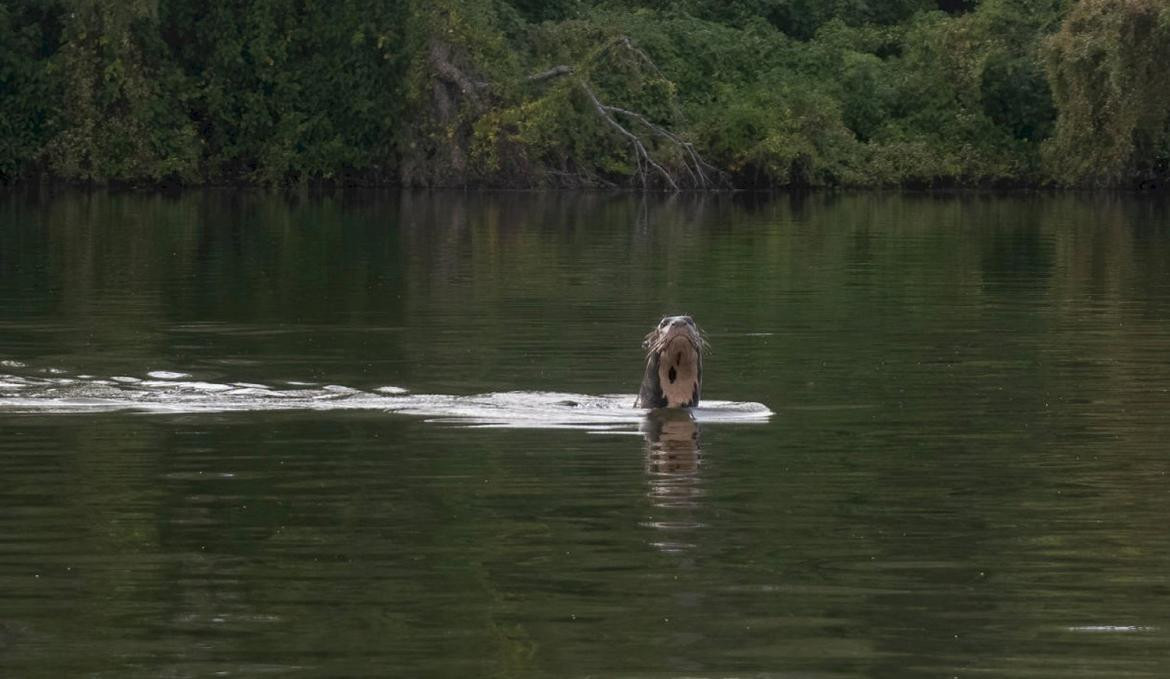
xmin=46 ymin=1 xmax=200 ymax=184
xmin=0 ymin=0 xmax=1158 ymax=188
xmin=1043 ymin=0 xmax=1170 ymax=184
xmin=0 ymin=2 xmax=61 ymax=181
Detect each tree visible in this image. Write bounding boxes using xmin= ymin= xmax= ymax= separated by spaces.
xmin=1044 ymin=0 xmax=1170 ymax=184
xmin=0 ymin=1 xmax=63 ymax=181
xmin=397 ymin=0 xmax=518 ymax=187
xmin=48 ymin=0 xmax=199 ymax=183
xmin=160 ymin=0 xmax=406 ymax=185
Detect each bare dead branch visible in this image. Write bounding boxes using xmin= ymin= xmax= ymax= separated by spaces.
xmin=525 ymin=65 xmax=573 ymax=83
xmin=588 ymin=36 xmax=667 ymax=83
xmin=601 ymin=105 xmax=724 ymax=187
xmin=506 ymin=37 xmax=727 ymax=190
xmin=617 ymin=36 xmax=667 ymax=82
xmin=428 ymin=41 xmax=488 ymax=105
xmin=591 ymin=37 xmax=726 ymax=189
xmin=603 ymin=105 xmax=698 ymax=185
xmin=579 ymin=81 xmax=679 ymax=191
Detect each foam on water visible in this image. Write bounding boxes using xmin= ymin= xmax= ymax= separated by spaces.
xmin=0 ymin=365 xmax=773 ymax=430
xmin=147 ymin=370 xmax=191 ymax=380
xmin=1067 ymin=625 xmax=1158 ymax=634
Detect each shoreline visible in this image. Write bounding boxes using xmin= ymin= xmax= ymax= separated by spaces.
xmin=0 ymin=177 xmax=1165 ymax=195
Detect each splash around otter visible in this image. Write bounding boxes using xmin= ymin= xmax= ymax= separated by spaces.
xmin=635 ymin=315 xmax=706 ymax=409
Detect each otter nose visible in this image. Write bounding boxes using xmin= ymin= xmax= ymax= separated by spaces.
xmin=670 ymin=318 xmax=687 ymax=327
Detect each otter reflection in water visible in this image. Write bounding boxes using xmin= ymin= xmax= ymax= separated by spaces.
xmin=642 ymin=408 xmax=704 ymax=554
xmin=635 ymin=315 xmax=707 ymax=409
xmin=642 ymin=407 xmax=701 ymax=476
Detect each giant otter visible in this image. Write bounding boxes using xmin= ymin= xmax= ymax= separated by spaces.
xmin=635 ymin=315 xmax=706 ymax=409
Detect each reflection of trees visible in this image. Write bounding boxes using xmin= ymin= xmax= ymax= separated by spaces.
xmin=0 ymin=190 xmax=409 ymax=383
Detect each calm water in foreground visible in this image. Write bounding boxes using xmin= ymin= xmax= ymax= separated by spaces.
xmin=2 ymin=190 xmax=1170 ymax=677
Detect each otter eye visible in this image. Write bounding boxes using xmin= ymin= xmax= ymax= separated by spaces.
xmin=684 ymin=317 xmax=695 ymax=326
xmin=659 ymin=319 xmax=668 ymax=328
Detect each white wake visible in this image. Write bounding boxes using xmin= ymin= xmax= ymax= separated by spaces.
xmin=0 ymin=364 xmax=772 ymax=430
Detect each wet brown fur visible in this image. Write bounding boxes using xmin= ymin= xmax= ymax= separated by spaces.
xmin=635 ymin=315 xmax=705 ymax=409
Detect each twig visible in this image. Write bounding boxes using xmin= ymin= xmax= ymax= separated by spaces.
xmin=515 ymin=37 xmax=727 ymax=190
xmin=579 ymin=81 xmax=679 ymax=191
xmin=603 ymin=105 xmax=723 ymax=187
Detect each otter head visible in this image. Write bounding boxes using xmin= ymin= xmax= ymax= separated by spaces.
xmin=635 ymin=315 xmax=706 ymax=409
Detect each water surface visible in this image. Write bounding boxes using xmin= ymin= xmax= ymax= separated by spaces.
xmin=3 ymin=190 xmax=1170 ymax=676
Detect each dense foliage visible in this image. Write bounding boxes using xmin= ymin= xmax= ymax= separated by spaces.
xmin=0 ymin=0 xmax=1165 ymax=188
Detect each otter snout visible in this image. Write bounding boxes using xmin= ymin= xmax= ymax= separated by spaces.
xmin=635 ymin=315 xmax=705 ymax=409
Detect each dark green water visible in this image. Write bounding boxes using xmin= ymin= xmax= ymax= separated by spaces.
xmin=3 ymin=190 xmax=1170 ymax=677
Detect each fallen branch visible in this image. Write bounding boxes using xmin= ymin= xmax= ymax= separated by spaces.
xmin=602 ymin=104 xmax=723 ymax=187
xmin=428 ymin=41 xmax=490 ymax=107
xmin=525 ymin=65 xmax=573 ymax=83
xmin=579 ymin=81 xmax=679 ymax=191
xmin=616 ymin=36 xmax=667 ymax=82
xmin=502 ymin=39 xmax=726 ymax=190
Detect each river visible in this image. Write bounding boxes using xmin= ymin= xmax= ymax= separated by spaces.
xmin=2 ymin=190 xmax=1169 ymax=676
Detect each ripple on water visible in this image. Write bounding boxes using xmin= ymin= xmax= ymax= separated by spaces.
xmin=0 ymin=366 xmax=772 ymax=431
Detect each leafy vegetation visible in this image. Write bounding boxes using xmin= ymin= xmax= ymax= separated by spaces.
xmin=0 ymin=0 xmax=1165 ymax=188
xmin=1043 ymin=0 xmax=1170 ymax=184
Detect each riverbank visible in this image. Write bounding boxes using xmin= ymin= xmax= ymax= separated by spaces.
xmin=3 ymin=1 xmax=1167 ymax=191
